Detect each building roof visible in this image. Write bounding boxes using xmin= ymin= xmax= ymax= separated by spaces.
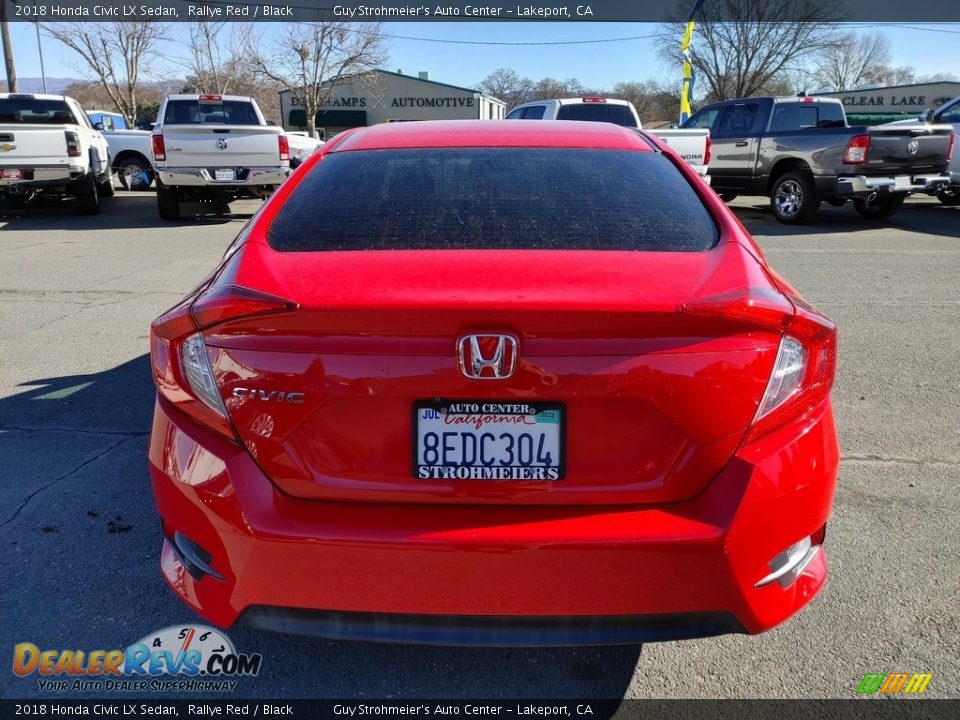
xmin=330 ymin=119 xmax=652 ymax=151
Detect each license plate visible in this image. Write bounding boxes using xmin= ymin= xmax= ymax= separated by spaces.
xmin=894 ymin=175 xmax=912 ymax=190
xmin=2 ymin=169 xmax=22 ymax=179
xmin=414 ymin=400 xmax=564 ymax=481
xmin=214 ymin=169 xmax=235 ymax=181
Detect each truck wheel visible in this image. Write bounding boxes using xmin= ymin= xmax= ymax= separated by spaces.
xmin=770 ymin=171 xmax=819 ymax=224
xmin=118 ymin=159 xmax=153 ymax=191
xmin=98 ymin=175 xmax=116 ymax=198
xmin=938 ymin=188 xmax=960 ymax=207
xmin=717 ymin=192 xmax=738 ymax=203
xmin=75 ymin=174 xmax=101 ymax=215
xmin=156 ymin=184 xmax=181 ymax=221
xmin=853 ymin=194 xmax=905 ymax=219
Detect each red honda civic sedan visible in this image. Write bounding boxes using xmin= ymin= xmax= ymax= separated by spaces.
xmin=148 ymin=120 xmax=839 ymax=645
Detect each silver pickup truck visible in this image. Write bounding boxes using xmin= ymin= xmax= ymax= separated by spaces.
xmin=683 ymin=96 xmax=954 ymax=223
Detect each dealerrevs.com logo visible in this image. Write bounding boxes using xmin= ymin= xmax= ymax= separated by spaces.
xmin=12 ymin=625 xmax=262 ymax=693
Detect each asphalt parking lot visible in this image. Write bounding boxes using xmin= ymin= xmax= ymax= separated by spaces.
xmin=1 ymin=189 xmax=958 ymax=700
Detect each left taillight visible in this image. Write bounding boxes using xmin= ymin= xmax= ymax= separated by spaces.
xmin=150 ymin=283 xmax=297 ymax=441
xmin=278 ymin=134 xmax=290 ymax=162
xmin=65 ymin=131 xmax=81 ymax=157
xmin=152 ymin=134 xmax=166 ymax=162
xmin=704 ymin=134 xmax=712 ymax=167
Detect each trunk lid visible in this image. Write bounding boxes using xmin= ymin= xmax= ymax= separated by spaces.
xmin=202 ymin=240 xmax=783 ymax=506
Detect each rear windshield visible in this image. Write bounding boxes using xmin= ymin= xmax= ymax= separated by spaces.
xmin=556 ymin=103 xmax=638 ymax=127
xmin=162 ymin=99 xmax=260 ymax=125
xmin=267 ymin=148 xmax=717 ymax=252
xmin=0 ymin=98 xmax=76 ymax=124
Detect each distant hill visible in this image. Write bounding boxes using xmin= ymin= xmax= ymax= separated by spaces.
xmin=0 ymin=77 xmax=81 ymax=94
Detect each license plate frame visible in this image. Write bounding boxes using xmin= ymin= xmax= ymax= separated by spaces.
xmin=894 ymin=175 xmax=912 ymax=191
xmin=214 ymin=169 xmax=235 ymax=182
xmin=2 ymin=169 xmax=22 ymax=180
xmin=413 ymin=400 xmax=566 ymax=481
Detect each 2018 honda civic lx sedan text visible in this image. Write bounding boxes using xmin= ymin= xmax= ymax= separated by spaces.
xmin=148 ymin=120 xmax=839 ymax=646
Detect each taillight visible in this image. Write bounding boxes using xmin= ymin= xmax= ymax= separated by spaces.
xmin=149 ymin=282 xmax=297 ymax=440
xmin=64 ymin=131 xmax=81 ymax=157
xmin=278 ymin=134 xmax=290 ymax=162
xmin=152 ymin=134 xmax=166 ymax=162
xmin=843 ymin=134 xmax=870 ymax=165
xmin=682 ymin=286 xmax=837 ymax=444
xmin=947 ymin=132 xmax=955 ymax=163
xmin=704 ymin=134 xmax=712 ymax=167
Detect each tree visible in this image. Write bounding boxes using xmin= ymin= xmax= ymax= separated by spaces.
xmin=246 ymin=22 xmax=387 ymax=137
xmin=181 ymin=22 xmax=250 ymax=95
xmin=657 ymin=0 xmax=843 ymax=103
xmin=811 ymin=31 xmax=917 ymax=91
xmin=42 ymin=22 xmax=169 ymax=128
xmin=529 ymin=77 xmax=593 ymax=101
xmin=478 ymin=68 xmax=532 ymax=110
xmin=611 ymin=80 xmax=682 ymax=124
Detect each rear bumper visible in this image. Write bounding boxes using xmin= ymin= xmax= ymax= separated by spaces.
xmin=156 ymin=167 xmax=289 ymax=187
xmin=0 ymin=165 xmax=85 ymax=187
xmin=148 ymin=396 xmax=839 ymax=645
xmin=836 ymin=173 xmax=951 ymax=196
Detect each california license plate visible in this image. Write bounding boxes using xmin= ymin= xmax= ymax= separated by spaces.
xmin=414 ymin=400 xmax=564 ymax=481
xmin=2 ymin=169 xmax=22 ymax=179
xmin=214 ymin=169 xmax=235 ymax=181
xmin=894 ymin=175 xmax=912 ymax=190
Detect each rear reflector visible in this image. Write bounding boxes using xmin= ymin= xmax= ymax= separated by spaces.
xmin=755 ymin=536 xmax=820 ymax=588
xmin=843 ymin=134 xmax=870 ymax=165
xmin=152 ymin=134 xmax=166 ymax=162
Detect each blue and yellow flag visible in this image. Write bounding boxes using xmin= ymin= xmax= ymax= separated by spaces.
xmin=679 ymin=0 xmax=708 ymax=125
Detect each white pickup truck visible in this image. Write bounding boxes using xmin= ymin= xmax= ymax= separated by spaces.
xmin=0 ymin=93 xmax=114 ymax=214
xmin=506 ymin=97 xmax=711 ymax=182
xmin=152 ymin=94 xmax=291 ymax=220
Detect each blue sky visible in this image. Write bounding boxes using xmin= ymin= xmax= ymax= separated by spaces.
xmin=7 ymin=22 xmax=960 ymax=91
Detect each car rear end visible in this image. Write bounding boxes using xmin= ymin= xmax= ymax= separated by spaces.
xmin=148 ymin=120 xmax=839 ymax=645
xmin=0 ymin=94 xmax=88 ymax=194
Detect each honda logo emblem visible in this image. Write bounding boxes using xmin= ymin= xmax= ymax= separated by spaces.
xmin=457 ymin=334 xmax=518 ymax=380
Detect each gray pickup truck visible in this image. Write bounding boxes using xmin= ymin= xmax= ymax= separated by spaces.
xmin=683 ymin=96 xmax=954 ymax=223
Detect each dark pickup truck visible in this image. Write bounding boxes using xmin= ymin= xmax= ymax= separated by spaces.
xmin=683 ymin=96 xmax=955 ymax=223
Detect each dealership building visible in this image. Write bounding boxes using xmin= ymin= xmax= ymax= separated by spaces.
xmin=813 ymin=81 xmax=960 ymax=125
xmin=279 ymin=69 xmax=506 ymax=138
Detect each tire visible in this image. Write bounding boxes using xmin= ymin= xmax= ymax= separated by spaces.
xmin=75 ymin=174 xmax=100 ymax=215
xmin=156 ymin=183 xmax=180 ymax=221
xmin=852 ymin=193 xmax=905 ymax=219
xmin=98 ymin=175 xmax=115 ymax=198
xmin=717 ymin=192 xmax=738 ymax=203
xmin=117 ymin=158 xmax=153 ymax=191
xmin=770 ymin=171 xmax=819 ymax=224
xmin=938 ymin=188 xmax=960 ymax=207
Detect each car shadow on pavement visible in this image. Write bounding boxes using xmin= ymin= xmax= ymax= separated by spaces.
xmin=0 ymin=194 xmax=259 ymax=231
xmin=0 ymin=355 xmax=641 ymax=700
xmin=731 ymin=199 xmax=960 ymax=239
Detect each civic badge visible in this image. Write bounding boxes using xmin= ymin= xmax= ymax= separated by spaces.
xmin=216 ymin=138 xmax=228 ymax=150
xmin=907 ymin=139 xmax=919 ymax=155
xmin=457 ymin=334 xmax=518 ymax=380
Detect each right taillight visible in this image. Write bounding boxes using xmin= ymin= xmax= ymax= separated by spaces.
xmin=65 ymin=131 xmax=81 ymax=157
xmin=746 ymin=298 xmax=837 ymax=443
xmin=843 ymin=134 xmax=870 ymax=165
xmin=703 ymin=134 xmax=712 ymax=167
xmin=947 ymin=132 xmax=955 ymax=163
xmin=150 ymin=279 xmax=297 ymax=441
xmin=152 ymin=134 xmax=166 ymax=162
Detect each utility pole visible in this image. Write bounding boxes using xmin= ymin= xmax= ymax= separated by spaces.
xmin=0 ymin=0 xmax=17 ymax=92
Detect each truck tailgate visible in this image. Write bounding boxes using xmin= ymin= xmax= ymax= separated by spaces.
xmin=160 ymin=125 xmax=282 ymax=168
xmin=649 ymin=128 xmax=711 ymax=175
xmin=864 ymin=125 xmax=953 ymax=174
xmin=0 ymin=127 xmax=70 ymax=167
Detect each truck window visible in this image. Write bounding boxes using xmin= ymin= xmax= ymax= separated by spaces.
xmin=556 ymin=103 xmax=638 ymax=127
xmin=0 ymin=98 xmax=76 ymax=125
xmin=685 ymin=108 xmax=720 ymax=131
xmin=521 ymin=106 xmax=546 ymax=119
xmin=163 ymin=99 xmax=260 ymax=126
xmin=715 ymin=104 xmax=760 ymax=136
xmin=938 ymin=100 xmax=960 ymax=124
xmin=505 ymin=108 xmax=524 ymax=119
xmin=771 ymin=103 xmax=846 ymax=132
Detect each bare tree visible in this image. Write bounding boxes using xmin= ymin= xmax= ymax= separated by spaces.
xmin=478 ymin=68 xmax=532 ymax=111
xmin=42 ymin=22 xmax=168 ymax=127
xmin=246 ymin=22 xmax=387 ymax=137
xmin=529 ymin=77 xmax=593 ymax=101
xmin=657 ymin=0 xmax=843 ymax=103
xmin=181 ymin=22 xmax=252 ymax=95
xmin=611 ymin=80 xmax=682 ymax=124
xmin=812 ymin=31 xmax=893 ymax=91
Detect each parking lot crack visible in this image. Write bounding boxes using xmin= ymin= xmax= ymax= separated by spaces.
xmin=0 ymin=424 xmax=148 ymax=438
xmin=842 ymin=453 xmax=960 ymax=468
xmin=0 ymin=435 xmax=144 ymax=528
